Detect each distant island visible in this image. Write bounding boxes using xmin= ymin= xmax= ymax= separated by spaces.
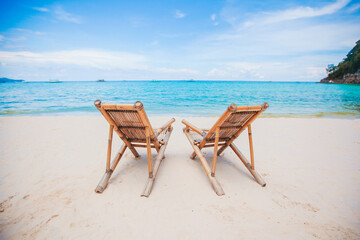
xmin=320 ymin=40 xmax=360 ymax=84
xmin=0 ymin=77 xmax=25 ymax=83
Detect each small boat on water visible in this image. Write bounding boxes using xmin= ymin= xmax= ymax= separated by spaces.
xmin=97 ymin=79 xmax=105 ymax=82
xmin=48 ymin=79 xmax=62 ymax=83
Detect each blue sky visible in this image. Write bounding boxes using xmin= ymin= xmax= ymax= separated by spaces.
xmin=0 ymin=0 xmax=359 ymax=81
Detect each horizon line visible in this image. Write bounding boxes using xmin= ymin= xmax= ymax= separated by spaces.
xmin=9 ymin=79 xmax=319 ymax=83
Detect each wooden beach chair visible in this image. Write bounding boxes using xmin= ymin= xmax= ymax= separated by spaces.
xmin=94 ymin=100 xmax=175 ymax=197
xmin=182 ymin=103 xmax=269 ymax=196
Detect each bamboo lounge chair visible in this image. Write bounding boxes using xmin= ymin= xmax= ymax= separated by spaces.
xmin=94 ymin=100 xmax=175 ymax=197
xmin=182 ymin=103 xmax=269 ymax=196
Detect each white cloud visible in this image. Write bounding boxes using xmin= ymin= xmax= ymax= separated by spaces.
xmin=0 ymin=49 xmax=203 ymax=80
xmin=33 ymin=7 xmax=49 ymax=12
xmin=0 ymin=49 xmax=340 ymax=81
xmin=200 ymin=22 xmax=360 ymax=57
xmin=203 ymin=60 xmax=329 ymax=81
xmin=159 ymin=33 xmax=192 ymax=38
xmin=211 ymin=13 xmax=219 ymax=26
xmin=157 ymin=67 xmax=199 ymax=75
xmin=0 ymin=35 xmax=26 ymax=43
xmin=2 ymin=44 xmax=25 ymax=49
xmin=244 ymin=0 xmax=350 ymax=27
xmin=211 ymin=14 xmax=216 ymax=21
xmin=207 ymin=68 xmax=228 ymax=77
xmin=187 ymin=13 xmax=359 ymax=81
xmin=348 ymin=3 xmax=360 ymax=12
xmin=1 ymin=1 xmax=358 ymax=82
xmin=13 ymin=28 xmax=45 ymax=35
xmin=54 ymin=6 xmax=82 ymax=24
xmin=0 ymin=50 xmax=147 ymax=70
xmin=150 ymin=40 xmax=159 ymax=46
xmin=214 ymin=62 xmax=267 ymax=80
xmin=32 ymin=5 xmax=82 ymax=24
xmin=6 ymin=36 xmax=27 ymax=42
xmin=307 ymin=66 xmax=326 ymax=79
xmin=174 ymin=10 xmax=186 ymax=19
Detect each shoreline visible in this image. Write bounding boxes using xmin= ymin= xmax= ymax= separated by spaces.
xmin=0 ymin=112 xmax=359 ymax=119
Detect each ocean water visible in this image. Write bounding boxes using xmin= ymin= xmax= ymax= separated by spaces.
xmin=0 ymin=81 xmax=359 ymax=117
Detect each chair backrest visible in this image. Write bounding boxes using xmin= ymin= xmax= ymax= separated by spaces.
xmin=205 ymin=103 xmax=268 ymax=142
xmin=95 ymin=100 xmax=157 ymax=142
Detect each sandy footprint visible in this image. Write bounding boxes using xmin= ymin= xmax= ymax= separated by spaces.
xmin=0 ymin=194 xmax=17 ymax=212
xmin=272 ymin=194 xmax=319 ymax=213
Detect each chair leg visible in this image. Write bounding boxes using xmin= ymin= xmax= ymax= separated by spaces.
xmin=248 ymin=124 xmax=255 ymax=170
xmin=142 ymin=127 xmax=173 ymax=197
xmin=184 ymin=130 xmax=225 ymax=196
xmin=145 ymin=127 xmax=153 ymax=178
xmin=95 ymin=144 xmax=127 ymax=193
xmin=211 ymin=127 xmax=220 ymax=177
xmin=229 ymin=143 xmax=266 ymax=187
xmin=127 ymin=142 xmax=140 ymax=158
xmin=106 ymin=125 xmax=114 ymax=171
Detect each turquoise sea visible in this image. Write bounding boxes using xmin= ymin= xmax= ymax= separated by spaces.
xmin=0 ymin=81 xmax=359 ymax=117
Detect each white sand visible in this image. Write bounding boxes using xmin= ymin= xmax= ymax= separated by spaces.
xmin=0 ymin=116 xmax=359 ymax=239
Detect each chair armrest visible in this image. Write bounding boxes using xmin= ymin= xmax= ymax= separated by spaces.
xmin=156 ymin=118 xmax=175 ymax=136
xmin=182 ymin=119 xmax=206 ymax=136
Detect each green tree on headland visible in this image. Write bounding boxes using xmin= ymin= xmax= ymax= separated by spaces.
xmin=326 ymin=40 xmax=360 ymax=79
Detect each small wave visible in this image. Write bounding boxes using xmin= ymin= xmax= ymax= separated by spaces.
xmin=261 ymin=112 xmax=360 ymax=118
xmin=0 ymin=110 xmax=36 ymax=114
